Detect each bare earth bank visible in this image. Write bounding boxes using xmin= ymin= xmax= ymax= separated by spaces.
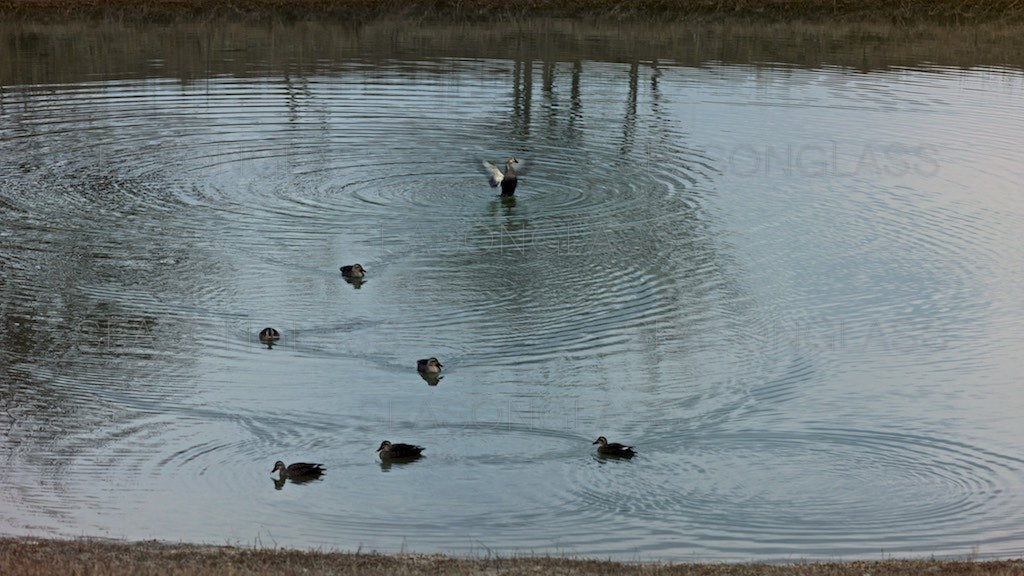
xmin=2 ymin=538 xmax=1023 ymax=576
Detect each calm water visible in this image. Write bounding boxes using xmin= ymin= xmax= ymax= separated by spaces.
xmin=1 ymin=20 xmax=1023 ymax=562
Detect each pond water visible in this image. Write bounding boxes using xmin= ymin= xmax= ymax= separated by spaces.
xmin=1 ymin=20 xmax=1023 ymax=562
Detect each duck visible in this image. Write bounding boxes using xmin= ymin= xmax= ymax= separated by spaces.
xmin=417 ymin=357 xmax=443 ymax=374
xmin=271 ymin=460 xmax=325 ymax=479
xmin=340 ymin=263 xmax=366 ymax=279
xmin=376 ymin=440 xmax=424 ymax=460
xmin=592 ymin=436 xmax=636 ymax=457
xmin=258 ymin=327 xmax=280 ymax=343
xmin=483 ymin=157 xmax=520 ymax=196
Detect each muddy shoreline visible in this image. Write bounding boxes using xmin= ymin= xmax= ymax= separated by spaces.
xmin=2 ymin=538 xmax=1023 ymax=575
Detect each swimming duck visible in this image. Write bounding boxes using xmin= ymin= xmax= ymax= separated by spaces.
xmin=271 ymin=460 xmax=325 ymax=479
xmin=417 ymin=357 xmax=443 ymax=374
xmin=340 ymin=264 xmax=366 ymax=279
xmin=376 ymin=440 xmax=424 ymax=460
xmin=593 ymin=436 xmax=636 ymax=457
xmin=483 ymin=157 xmax=520 ymax=196
xmin=258 ymin=327 xmax=280 ymax=342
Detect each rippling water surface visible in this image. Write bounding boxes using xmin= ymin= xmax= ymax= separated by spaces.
xmin=1 ymin=21 xmax=1023 ymax=562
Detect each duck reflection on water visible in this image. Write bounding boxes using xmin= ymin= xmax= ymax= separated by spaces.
xmin=418 ymin=372 xmax=443 ymax=386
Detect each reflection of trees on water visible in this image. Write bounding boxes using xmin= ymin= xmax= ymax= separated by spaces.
xmin=511 ymin=57 xmax=590 ymax=149
xmin=511 ymin=59 xmax=532 ymax=140
xmin=622 ymin=59 xmax=664 ymax=160
xmin=507 ymin=54 xmax=684 ymax=193
xmin=283 ymin=72 xmax=309 ymax=124
xmin=621 ymin=61 xmax=639 ymax=157
xmin=507 ymin=53 xmax=679 ymax=183
xmin=569 ymin=60 xmax=583 ymax=139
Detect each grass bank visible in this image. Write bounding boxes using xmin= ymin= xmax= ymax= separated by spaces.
xmin=2 ymin=538 xmax=1024 ymax=576
xmin=1 ymin=0 xmax=1022 ymax=25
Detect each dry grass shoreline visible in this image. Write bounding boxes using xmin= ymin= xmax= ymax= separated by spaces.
xmin=2 ymin=538 xmax=1023 ymax=575
xmin=1 ymin=0 xmax=1022 ymax=24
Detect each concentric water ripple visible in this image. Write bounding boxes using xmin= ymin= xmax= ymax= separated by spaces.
xmin=568 ymin=427 xmax=1024 ymax=557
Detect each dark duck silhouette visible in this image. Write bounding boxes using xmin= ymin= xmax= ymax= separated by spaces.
xmin=259 ymin=327 xmax=280 ymax=343
xmin=271 ymin=460 xmax=325 ymax=480
xmin=340 ymin=263 xmax=366 ymax=279
xmin=592 ymin=436 xmax=636 ymax=458
xmin=376 ymin=440 xmax=425 ymax=460
xmin=483 ymin=157 xmax=520 ymax=196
